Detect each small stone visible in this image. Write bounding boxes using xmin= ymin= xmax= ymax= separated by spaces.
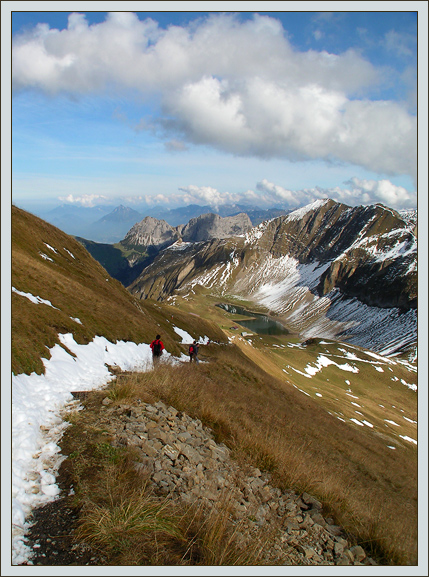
xmin=304 ymin=547 xmax=316 ymax=559
xmin=337 ymin=554 xmax=351 ymax=566
xmin=163 ymin=444 xmax=180 ymax=461
xmin=301 ymin=492 xmax=323 ymax=511
xmin=350 ymin=545 xmax=366 ymax=563
xmin=326 ymin=524 xmax=343 ymax=537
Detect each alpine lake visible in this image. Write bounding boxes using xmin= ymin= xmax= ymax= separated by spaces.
xmin=216 ymin=303 xmax=289 ymax=336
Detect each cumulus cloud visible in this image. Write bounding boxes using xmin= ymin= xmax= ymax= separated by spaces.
xmin=154 ymin=178 xmax=416 ymax=211
xmin=175 ymin=185 xmax=251 ymax=210
xmin=255 ymin=177 xmax=416 ymax=210
xmin=12 ymin=12 xmax=417 ymax=181
xmin=58 ymin=194 xmax=108 ymax=207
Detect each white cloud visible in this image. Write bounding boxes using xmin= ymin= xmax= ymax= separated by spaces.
xmin=383 ymin=30 xmax=416 ymax=58
xmin=58 ymin=194 xmax=108 ymax=207
xmin=255 ymin=177 xmax=416 ymax=210
xmin=12 ymin=12 xmax=417 ymax=181
xmin=145 ymin=178 xmax=416 ymax=211
xmin=176 ymin=185 xmax=247 ymax=209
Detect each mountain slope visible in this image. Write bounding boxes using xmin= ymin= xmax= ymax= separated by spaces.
xmin=11 ymin=205 xmax=418 ymax=566
xmin=11 ymin=206 xmax=225 ymax=375
xmin=128 ymin=199 xmax=417 ymax=357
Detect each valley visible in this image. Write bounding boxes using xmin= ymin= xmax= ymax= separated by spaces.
xmin=11 ymin=202 xmax=419 ymax=566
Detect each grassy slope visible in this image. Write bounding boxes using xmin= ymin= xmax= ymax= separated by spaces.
xmin=11 ymin=207 xmax=225 ymax=375
xmin=12 ymin=207 xmax=418 ymax=564
xmin=157 ymin=289 xmax=418 ymax=564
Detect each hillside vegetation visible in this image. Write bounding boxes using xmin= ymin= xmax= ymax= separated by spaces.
xmin=11 ymin=206 xmax=418 ymax=565
xmin=12 ymin=206 xmax=225 ymax=375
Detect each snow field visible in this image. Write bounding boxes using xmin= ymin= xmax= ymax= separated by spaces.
xmin=11 ymin=326 xmax=197 ymax=565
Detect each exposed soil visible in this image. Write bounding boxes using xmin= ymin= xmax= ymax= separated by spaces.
xmin=18 ymin=496 xmax=107 ymax=566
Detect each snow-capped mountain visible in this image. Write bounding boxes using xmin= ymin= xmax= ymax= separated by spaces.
xmin=129 ymin=199 xmax=417 ymax=357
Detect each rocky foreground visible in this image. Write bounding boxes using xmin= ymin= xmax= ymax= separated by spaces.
xmin=80 ymin=395 xmax=376 ymax=566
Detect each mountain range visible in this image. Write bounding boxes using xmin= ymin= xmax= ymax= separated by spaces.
xmin=10 ymin=203 xmax=418 ymax=566
xmin=126 ymin=199 xmax=417 ymax=358
xmin=35 ymin=203 xmax=290 ymax=244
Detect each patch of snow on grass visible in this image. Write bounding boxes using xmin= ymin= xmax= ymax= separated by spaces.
xmin=399 ymin=435 xmax=417 ymax=445
xmin=350 ymin=418 xmax=364 ymax=426
xmin=384 ymin=420 xmax=400 ymax=427
xmin=173 ymin=326 xmax=194 ymax=344
xmin=11 ymin=333 xmax=156 ymax=565
xmin=304 ymin=355 xmax=359 ymax=376
xmin=39 ymin=252 xmax=54 ymax=262
xmin=289 ymin=366 xmax=312 ymax=379
xmin=12 ymin=287 xmax=59 ymax=309
xmin=400 ymin=379 xmax=417 ymax=391
xmin=403 ymin=416 xmax=417 ymax=424
xmin=64 ymin=248 xmax=75 ymax=258
xmin=43 ymin=243 xmax=58 ymax=253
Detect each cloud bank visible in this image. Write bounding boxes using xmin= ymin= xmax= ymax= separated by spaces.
xmin=12 ymin=12 xmax=417 ymax=181
xmin=144 ymin=178 xmax=416 ymax=211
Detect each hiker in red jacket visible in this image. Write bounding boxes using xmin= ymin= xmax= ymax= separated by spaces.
xmin=189 ymin=340 xmax=200 ymax=364
xmin=150 ymin=335 xmax=164 ymax=364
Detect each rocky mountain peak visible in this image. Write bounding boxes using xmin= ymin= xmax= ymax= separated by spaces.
xmin=181 ymin=212 xmax=252 ymax=242
xmin=123 ymin=216 xmax=180 ymax=250
xmin=122 ymin=212 xmax=253 ymax=250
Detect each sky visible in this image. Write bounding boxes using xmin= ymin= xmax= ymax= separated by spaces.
xmin=3 ymin=2 xmax=427 ymax=216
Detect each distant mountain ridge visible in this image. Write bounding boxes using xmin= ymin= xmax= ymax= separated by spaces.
xmin=123 ymin=212 xmax=252 ymax=252
xmin=128 ymin=199 xmax=417 ymax=357
xmin=33 ymin=203 xmax=289 ymax=243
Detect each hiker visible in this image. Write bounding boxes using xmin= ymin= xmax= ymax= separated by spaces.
xmin=150 ymin=335 xmax=164 ymax=364
xmin=189 ymin=340 xmax=200 ymax=364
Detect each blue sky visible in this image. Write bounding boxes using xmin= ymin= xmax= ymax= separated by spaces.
xmin=5 ymin=3 xmax=427 ymax=213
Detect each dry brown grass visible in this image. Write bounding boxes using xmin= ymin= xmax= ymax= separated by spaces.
xmin=11 ymin=206 xmax=226 ymax=374
xmin=13 ymin=206 xmax=418 ymax=565
xmin=60 ymin=400 xmax=271 ymax=566
xmin=102 ymin=345 xmax=417 ymax=565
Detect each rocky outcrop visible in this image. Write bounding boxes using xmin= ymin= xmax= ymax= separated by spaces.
xmin=123 ymin=216 xmax=181 ymax=253
xmin=96 ymin=397 xmax=377 ymax=566
xmin=122 ymin=213 xmax=252 ymax=254
xmin=180 ymin=213 xmax=252 ymax=242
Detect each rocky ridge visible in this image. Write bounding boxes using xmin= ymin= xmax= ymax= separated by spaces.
xmin=90 ymin=396 xmax=377 ymax=566
xmin=128 ymin=199 xmax=417 ymax=356
xmin=123 ymin=212 xmax=252 ymax=253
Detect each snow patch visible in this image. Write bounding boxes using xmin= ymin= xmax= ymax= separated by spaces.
xmin=399 ymin=435 xmax=417 ymax=445
xmin=12 ymin=333 xmax=157 ymax=565
xmin=12 ymin=287 xmax=59 ymax=310
xmin=304 ymin=355 xmax=359 ymax=376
